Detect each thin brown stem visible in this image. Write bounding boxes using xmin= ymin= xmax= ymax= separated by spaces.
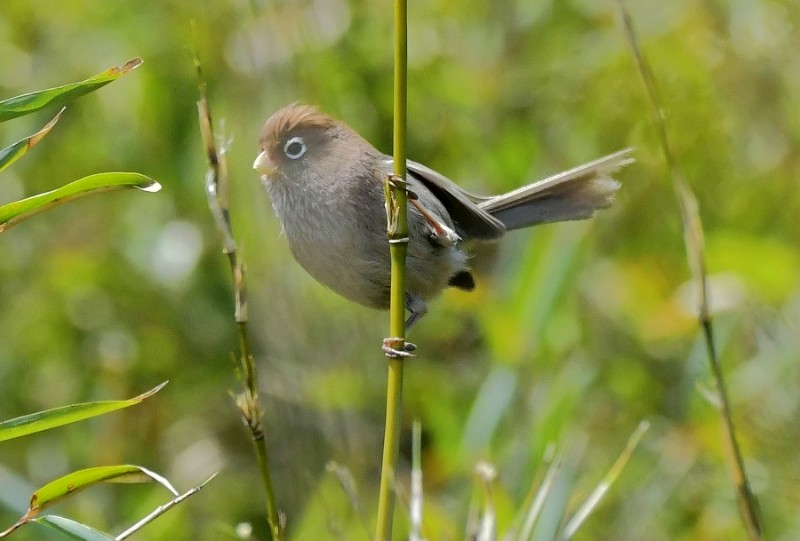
xmin=617 ymin=3 xmax=763 ymax=539
xmin=195 ymin=56 xmax=284 ymax=541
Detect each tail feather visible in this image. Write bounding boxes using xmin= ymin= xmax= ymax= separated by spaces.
xmin=479 ymin=149 xmax=633 ymax=230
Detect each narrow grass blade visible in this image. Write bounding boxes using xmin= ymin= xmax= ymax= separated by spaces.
xmin=559 ymin=421 xmax=649 ymax=540
xmin=0 ymin=108 xmax=65 ymax=174
xmin=35 ymin=516 xmax=116 ymax=541
xmin=326 ymin=461 xmax=371 ymax=539
xmin=0 ymin=172 xmax=161 ymax=233
xmin=409 ymin=420 xmax=423 ymax=541
xmin=0 ymin=382 xmax=167 ymax=442
xmin=475 ymin=462 xmax=498 ymax=541
xmin=514 ymin=447 xmax=563 ymax=541
xmin=0 ymin=58 xmax=142 ymax=122
xmin=115 ymin=474 xmax=216 ymax=540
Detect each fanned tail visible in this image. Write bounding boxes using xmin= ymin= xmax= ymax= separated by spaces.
xmin=479 ymin=148 xmax=633 ymax=230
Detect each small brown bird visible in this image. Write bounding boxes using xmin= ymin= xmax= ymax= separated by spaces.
xmin=254 ymin=103 xmax=631 ymax=329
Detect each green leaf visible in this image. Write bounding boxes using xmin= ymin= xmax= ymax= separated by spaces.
xmin=0 ymin=58 xmax=142 ymax=122
xmin=0 ymin=466 xmax=175 ymax=539
xmin=0 ymin=108 xmax=65 ymax=174
xmin=30 ymin=465 xmax=178 ymax=516
xmin=0 ymin=382 xmax=167 ymax=443
xmin=34 ymin=516 xmax=116 ymax=541
xmin=0 ymin=172 xmax=161 ymax=233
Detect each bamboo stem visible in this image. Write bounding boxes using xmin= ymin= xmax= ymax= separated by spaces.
xmin=375 ymin=0 xmax=408 ymax=539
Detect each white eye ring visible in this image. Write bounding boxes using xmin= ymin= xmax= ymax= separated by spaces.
xmin=283 ymin=136 xmax=307 ymax=160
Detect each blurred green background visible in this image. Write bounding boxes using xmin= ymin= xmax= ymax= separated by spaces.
xmin=1 ymin=0 xmax=799 ymax=539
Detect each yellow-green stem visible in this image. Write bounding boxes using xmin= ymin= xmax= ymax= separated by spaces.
xmin=375 ymin=0 xmax=408 ymax=539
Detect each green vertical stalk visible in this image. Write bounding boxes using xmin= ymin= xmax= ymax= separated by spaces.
xmin=375 ymin=0 xmax=408 ymax=539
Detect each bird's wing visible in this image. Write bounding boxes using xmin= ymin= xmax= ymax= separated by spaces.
xmin=402 ymin=159 xmax=506 ymax=240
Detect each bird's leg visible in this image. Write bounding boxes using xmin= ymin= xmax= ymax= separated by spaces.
xmin=404 ymin=293 xmax=428 ymax=329
xmin=381 ymin=294 xmax=426 ymax=358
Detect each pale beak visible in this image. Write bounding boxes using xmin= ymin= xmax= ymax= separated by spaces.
xmin=253 ymin=150 xmax=277 ymax=176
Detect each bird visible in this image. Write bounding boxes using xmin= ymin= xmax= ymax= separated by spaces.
xmin=254 ymin=103 xmax=632 ymax=336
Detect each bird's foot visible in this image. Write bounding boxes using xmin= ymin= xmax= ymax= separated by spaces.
xmin=382 ymin=337 xmax=417 ymax=358
xmin=386 ymin=173 xmax=418 ymax=199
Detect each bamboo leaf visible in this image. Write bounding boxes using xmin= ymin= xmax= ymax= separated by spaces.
xmin=29 ymin=465 xmax=178 ymax=516
xmin=0 ymin=382 xmax=168 ymax=443
xmin=0 ymin=108 xmax=65 ymax=174
xmin=0 ymin=466 xmax=175 ymax=538
xmin=0 ymin=172 xmax=161 ymax=233
xmin=0 ymin=58 xmax=142 ymax=122
xmin=35 ymin=516 xmax=116 ymax=541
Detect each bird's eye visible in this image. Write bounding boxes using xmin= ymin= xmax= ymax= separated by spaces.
xmin=283 ymin=136 xmax=307 ymax=160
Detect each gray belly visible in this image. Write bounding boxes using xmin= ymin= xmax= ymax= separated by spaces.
xmin=268 ymin=175 xmax=466 ymax=309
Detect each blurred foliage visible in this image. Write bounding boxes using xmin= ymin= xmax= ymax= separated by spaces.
xmin=1 ymin=0 xmax=799 ymax=540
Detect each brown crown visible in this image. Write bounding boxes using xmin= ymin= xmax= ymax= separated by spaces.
xmin=260 ymin=103 xmax=337 ymax=146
